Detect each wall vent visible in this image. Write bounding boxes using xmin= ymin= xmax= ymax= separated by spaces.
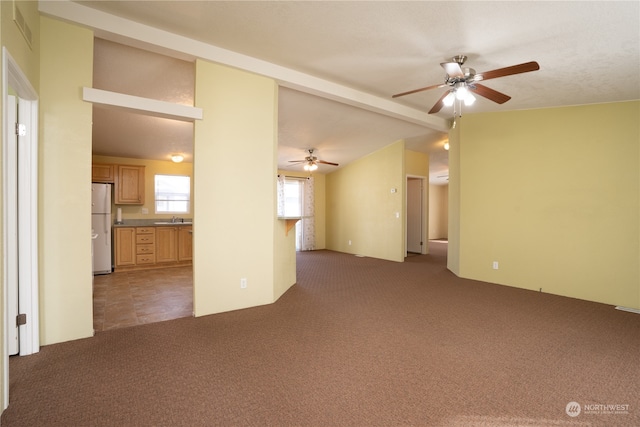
xmin=13 ymin=1 xmax=33 ymax=49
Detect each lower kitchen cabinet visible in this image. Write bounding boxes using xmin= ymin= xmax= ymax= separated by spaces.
xmin=178 ymin=227 xmax=193 ymax=261
xmin=156 ymin=227 xmax=178 ymax=263
xmin=114 ymin=225 xmax=192 ymax=272
xmin=114 ymin=227 xmax=136 ymax=267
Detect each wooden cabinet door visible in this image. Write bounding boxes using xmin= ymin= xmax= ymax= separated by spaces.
xmin=156 ymin=227 xmax=178 ymax=263
xmin=115 ymin=165 xmax=145 ymax=204
xmin=114 ymin=228 xmax=136 ymax=267
xmin=178 ymin=227 xmax=193 ymax=261
xmin=92 ymin=164 xmax=114 ymax=183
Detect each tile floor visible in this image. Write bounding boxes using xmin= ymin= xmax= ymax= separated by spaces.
xmin=93 ymin=266 xmax=193 ymax=332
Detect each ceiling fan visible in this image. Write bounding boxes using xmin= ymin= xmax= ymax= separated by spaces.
xmin=288 ymin=149 xmax=338 ymax=172
xmin=392 ymin=55 xmax=540 ymax=114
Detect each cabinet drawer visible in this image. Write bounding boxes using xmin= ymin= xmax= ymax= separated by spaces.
xmin=136 ymin=254 xmax=156 ymax=264
xmin=136 ymin=234 xmax=155 ymax=244
xmin=136 ymin=227 xmax=155 ymax=234
xmin=137 ymin=245 xmax=154 ymax=255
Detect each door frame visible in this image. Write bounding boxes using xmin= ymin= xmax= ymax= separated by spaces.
xmin=2 ymin=47 xmax=39 ymax=409
xmin=405 ymin=175 xmax=428 ymax=256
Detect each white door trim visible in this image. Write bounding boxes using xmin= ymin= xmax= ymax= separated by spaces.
xmin=2 ymin=47 xmax=39 ymax=410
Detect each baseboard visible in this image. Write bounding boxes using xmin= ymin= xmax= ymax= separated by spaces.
xmin=615 ymin=306 xmax=640 ymax=315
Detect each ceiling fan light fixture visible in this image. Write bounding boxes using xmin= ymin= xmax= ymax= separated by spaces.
xmin=304 ymin=162 xmax=318 ymax=172
xmin=455 ymin=83 xmax=468 ymax=100
xmin=464 ymin=92 xmax=476 ymax=106
xmin=443 ymin=91 xmax=456 ymax=107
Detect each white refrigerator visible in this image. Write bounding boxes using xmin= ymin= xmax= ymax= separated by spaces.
xmin=91 ymin=183 xmax=112 ymax=275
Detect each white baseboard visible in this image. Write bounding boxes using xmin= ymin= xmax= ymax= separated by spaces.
xmin=615 ymin=306 xmax=640 ymax=315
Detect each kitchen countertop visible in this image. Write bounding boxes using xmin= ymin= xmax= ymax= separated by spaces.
xmin=113 ymin=219 xmax=193 ymax=228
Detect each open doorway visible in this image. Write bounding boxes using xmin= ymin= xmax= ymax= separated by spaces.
xmin=428 ymin=182 xmax=448 ymax=242
xmin=3 ymin=47 xmax=40 ymax=409
xmin=406 ymin=176 xmax=427 ymax=256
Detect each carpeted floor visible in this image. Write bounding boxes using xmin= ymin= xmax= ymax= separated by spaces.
xmin=2 ymin=243 xmax=639 ymax=426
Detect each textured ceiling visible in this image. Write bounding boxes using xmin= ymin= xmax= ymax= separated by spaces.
xmin=71 ymin=1 xmax=640 ymax=184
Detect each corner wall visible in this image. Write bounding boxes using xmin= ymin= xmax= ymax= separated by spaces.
xmin=326 ymin=140 xmax=405 ymax=262
xmin=457 ymin=101 xmax=639 ymax=309
xmin=193 ymin=60 xmax=292 ymax=315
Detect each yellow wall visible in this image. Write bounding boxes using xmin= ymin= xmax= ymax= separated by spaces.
xmin=39 ymin=17 xmax=94 ymax=343
xmin=1 ymin=0 xmax=40 ymax=90
xmin=456 ymin=101 xmax=639 ymax=309
xmin=405 ymin=149 xmax=428 ymax=177
xmin=429 ymin=184 xmax=448 ymax=240
xmin=193 ymin=60 xmax=294 ymax=315
xmin=326 ymin=140 xmax=405 ymax=262
xmin=277 ymin=170 xmax=326 ymax=250
xmin=92 ymin=155 xmax=194 ymax=221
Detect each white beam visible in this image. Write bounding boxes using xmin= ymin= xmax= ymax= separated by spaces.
xmin=39 ymin=0 xmax=450 ymax=132
xmin=82 ymin=87 xmax=203 ymax=122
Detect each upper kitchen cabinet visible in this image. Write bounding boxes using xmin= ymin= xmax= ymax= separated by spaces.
xmin=91 ymin=163 xmax=115 ymax=183
xmin=115 ymin=165 xmax=145 ymax=204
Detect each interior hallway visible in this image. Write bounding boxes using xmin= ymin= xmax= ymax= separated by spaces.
xmin=93 ymin=266 xmax=193 ymax=332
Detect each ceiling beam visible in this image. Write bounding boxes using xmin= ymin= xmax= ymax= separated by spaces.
xmin=82 ymin=87 xmax=203 ymax=122
xmin=39 ymin=1 xmax=450 ymax=133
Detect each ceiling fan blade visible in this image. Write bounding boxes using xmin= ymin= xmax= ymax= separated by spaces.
xmin=317 ymin=160 xmax=339 ymax=166
xmin=428 ymin=91 xmax=451 ymax=114
xmin=441 ymin=61 xmax=464 ymax=78
xmin=288 ymin=160 xmax=306 ymax=163
xmin=476 ymin=61 xmax=539 ymax=81
xmin=392 ymin=83 xmax=446 ymax=98
xmin=471 ymin=83 xmax=511 ymax=104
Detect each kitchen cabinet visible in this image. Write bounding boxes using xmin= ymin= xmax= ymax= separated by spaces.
xmin=114 ymin=225 xmax=192 ymax=272
xmin=178 ymin=226 xmax=193 ymax=261
xmin=114 ymin=227 xmax=136 ymax=267
xmin=156 ymin=227 xmax=178 ymax=263
xmin=91 ymin=163 xmax=114 ymax=183
xmin=115 ymin=165 xmax=145 ymax=205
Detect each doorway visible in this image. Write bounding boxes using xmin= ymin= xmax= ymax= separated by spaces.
xmin=406 ymin=176 xmax=427 ymax=255
xmin=3 ymin=48 xmax=40 ymax=409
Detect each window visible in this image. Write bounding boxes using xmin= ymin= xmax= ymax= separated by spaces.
xmin=283 ymin=179 xmax=304 ymax=250
xmin=283 ymin=179 xmax=303 ymax=217
xmin=155 ymin=174 xmax=190 ymax=214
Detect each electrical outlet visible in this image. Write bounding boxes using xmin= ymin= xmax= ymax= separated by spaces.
xmin=240 ymin=278 xmax=247 ymax=289
xmin=348 ymin=240 xmax=352 ymax=246
xmin=492 ymin=261 xmax=499 ymax=270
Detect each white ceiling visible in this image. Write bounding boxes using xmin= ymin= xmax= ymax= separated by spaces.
xmin=69 ymin=1 xmax=640 ymax=184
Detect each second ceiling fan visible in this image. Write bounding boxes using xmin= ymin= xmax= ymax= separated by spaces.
xmin=289 ymin=148 xmax=338 ymax=172
xmin=392 ymin=55 xmax=540 ymax=114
